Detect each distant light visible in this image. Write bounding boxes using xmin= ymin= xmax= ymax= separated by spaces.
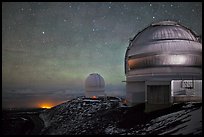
xmin=40 ymin=103 xmax=53 ymax=109
xmin=123 ymin=99 xmax=127 ymax=104
xmin=41 ymin=105 xmax=51 ymax=109
xmin=153 ymin=16 xmax=155 ymax=19
xmin=92 ymin=96 xmax=97 ymax=99
xmin=42 ymin=31 xmax=45 ymax=34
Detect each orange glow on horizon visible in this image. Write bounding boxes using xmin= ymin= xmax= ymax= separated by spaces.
xmin=38 ymin=102 xmax=56 ymax=109
xmin=40 ymin=104 xmax=52 ymax=109
xmin=36 ymin=100 xmax=67 ymax=109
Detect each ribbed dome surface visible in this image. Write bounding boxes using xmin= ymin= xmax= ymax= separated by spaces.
xmin=132 ymin=21 xmax=198 ymax=45
xmin=124 ymin=21 xmax=202 ymax=77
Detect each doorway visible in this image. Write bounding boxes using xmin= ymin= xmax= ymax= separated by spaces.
xmin=147 ymin=85 xmax=170 ymax=104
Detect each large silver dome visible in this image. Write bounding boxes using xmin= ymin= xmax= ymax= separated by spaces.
xmin=125 ymin=21 xmax=202 ymax=80
xmin=132 ymin=21 xmax=198 ymax=45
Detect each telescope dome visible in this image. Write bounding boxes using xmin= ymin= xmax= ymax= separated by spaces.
xmin=85 ymin=73 xmax=105 ymax=93
xmin=125 ymin=20 xmax=202 ymax=80
xmin=132 ymin=20 xmax=198 ymax=45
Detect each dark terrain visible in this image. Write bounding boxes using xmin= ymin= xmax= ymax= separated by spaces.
xmin=2 ymin=108 xmax=45 ymax=135
xmin=1 ymin=97 xmax=202 ymax=135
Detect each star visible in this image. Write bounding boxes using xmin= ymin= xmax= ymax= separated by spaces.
xmin=2 ymin=2 xmax=202 ymax=109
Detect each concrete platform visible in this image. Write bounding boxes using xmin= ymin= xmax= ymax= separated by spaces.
xmin=173 ymin=96 xmax=202 ymax=103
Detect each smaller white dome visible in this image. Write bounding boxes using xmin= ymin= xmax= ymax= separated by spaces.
xmin=85 ymin=73 xmax=105 ymax=92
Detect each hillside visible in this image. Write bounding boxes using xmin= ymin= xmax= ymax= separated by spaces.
xmin=39 ymin=96 xmax=202 ymax=135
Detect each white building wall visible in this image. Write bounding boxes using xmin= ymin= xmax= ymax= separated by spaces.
xmin=126 ymin=81 xmax=145 ymax=106
xmin=171 ymin=80 xmax=202 ymax=96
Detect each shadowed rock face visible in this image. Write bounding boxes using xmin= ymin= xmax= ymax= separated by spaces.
xmin=39 ymin=96 xmax=202 ymax=135
xmin=2 ymin=108 xmax=45 ymax=135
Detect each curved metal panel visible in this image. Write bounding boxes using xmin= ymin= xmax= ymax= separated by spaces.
xmin=124 ymin=21 xmax=202 ymax=78
xmin=128 ymin=54 xmax=202 ymax=70
xmin=131 ymin=21 xmax=199 ymax=46
xmin=128 ymin=40 xmax=202 ymax=57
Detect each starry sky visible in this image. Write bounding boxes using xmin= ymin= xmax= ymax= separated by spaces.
xmin=2 ymin=2 xmax=202 ymax=108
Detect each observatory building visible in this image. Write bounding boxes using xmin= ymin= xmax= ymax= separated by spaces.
xmin=85 ymin=73 xmax=105 ymax=98
xmin=124 ymin=21 xmax=202 ymax=111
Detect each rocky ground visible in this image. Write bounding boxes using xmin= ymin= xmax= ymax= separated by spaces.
xmin=39 ymin=96 xmax=202 ymax=135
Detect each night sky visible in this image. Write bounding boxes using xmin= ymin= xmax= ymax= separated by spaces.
xmin=2 ymin=2 xmax=202 ymax=108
